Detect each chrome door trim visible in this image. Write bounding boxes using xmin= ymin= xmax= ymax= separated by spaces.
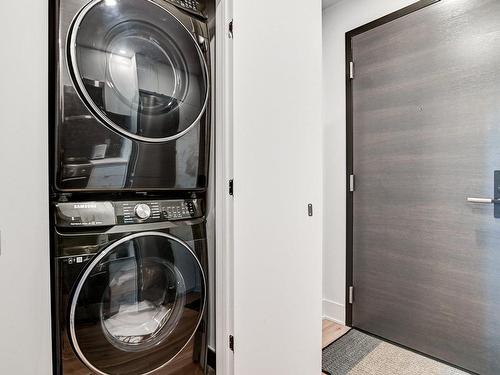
xmin=67 ymin=0 xmax=210 ymax=144
xmin=69 ymin=231 xmax=206 ymax=375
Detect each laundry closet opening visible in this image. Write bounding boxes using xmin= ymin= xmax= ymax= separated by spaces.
xmin=48 ymin=0 xmax=216 ymax=374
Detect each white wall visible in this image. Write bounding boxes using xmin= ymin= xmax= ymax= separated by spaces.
xmin=322 ymin=0 xmax=417 ymax=324
xmin=232 ymin=1 xmax=323 ymax=374
xmin=0 ymin=1 xmax=51 ymax=374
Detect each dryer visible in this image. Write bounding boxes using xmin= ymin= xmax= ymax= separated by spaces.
xmin=52 ymin=198 xmax=208 ymax=374
xmin=52 ymin=0 xmax=211 ymax=193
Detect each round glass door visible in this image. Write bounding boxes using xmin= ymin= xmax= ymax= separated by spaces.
xmin=70 ymin=232 xmax=205 ymax=375
xmin=68 ymin=0 xmax=209 ymax=142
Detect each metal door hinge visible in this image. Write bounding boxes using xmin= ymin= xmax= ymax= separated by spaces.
xmin=308 ymin=203 xmax=313 ymax=217
xmin=228 ymin=20 xmax=234 ymax=39
xmin=349 ymin=174 xmax=355 ymax=192
xmin=229 ymin=335 xmax=234 ymax=351
xmin=348 ymin=286 xmax=354 ymax=304
xmin=349 ymin=61 xmax=354 ymax=79
xmin=229 ymin=179 xmax=234 ymax=196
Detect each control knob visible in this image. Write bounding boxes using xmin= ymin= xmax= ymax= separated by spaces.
xmin=134 ymin=203 xmax=151 ymax=220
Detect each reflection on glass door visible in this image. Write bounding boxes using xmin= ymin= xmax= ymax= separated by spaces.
xmin=69 ymin=0 xmax=209 ymax=142
xmin=70 ymin=233 xmax=205 ymax=374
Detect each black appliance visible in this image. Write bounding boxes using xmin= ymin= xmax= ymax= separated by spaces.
xmin=52 ymin=0 xmax=211 ymax=193
xmin=52 ymin=198 xmax=208 ymax=374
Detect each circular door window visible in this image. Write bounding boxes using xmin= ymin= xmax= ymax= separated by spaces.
xmin=69 ymin=232 xmax=205 ymax=375
xmin=68 ymin=0 xmax=209 ymax=142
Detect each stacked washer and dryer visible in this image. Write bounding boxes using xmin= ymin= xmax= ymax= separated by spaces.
xmin=49 ymin=0 xmax=213 ymax=374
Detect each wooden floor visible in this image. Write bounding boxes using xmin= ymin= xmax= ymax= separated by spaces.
xmin=323 ymin=319 xmax=350 ymax=349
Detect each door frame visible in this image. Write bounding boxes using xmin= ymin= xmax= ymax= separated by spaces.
xmin=215 ymin=0 xmax=234 ymax=374
xmin=344 ymin=0 xmax=441 ymax=327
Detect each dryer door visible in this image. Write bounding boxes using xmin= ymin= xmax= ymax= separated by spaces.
xmin=68 ymin=0 xmax=209 ymax=143
xmin=69 ymin=232 xmax=205 ymax=375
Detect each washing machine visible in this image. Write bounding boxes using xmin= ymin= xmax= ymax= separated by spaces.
xmin=51 ymin=0 xmax=211 ymax=193
xmin=52 ymin=198 xmax=208 ymax=374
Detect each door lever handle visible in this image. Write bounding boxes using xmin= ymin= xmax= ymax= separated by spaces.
xmin=466 ymin=197 xmax=498 ymax=204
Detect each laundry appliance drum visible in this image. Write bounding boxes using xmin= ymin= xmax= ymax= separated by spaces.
xmin=68 ymin=0 xmax=209 ymax=143
xmin=69 ymin=232 xmax=206 ymax=375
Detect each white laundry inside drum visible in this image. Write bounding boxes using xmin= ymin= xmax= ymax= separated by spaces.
xmin=99 ymin=255 xmax=187 ymax=352
xmin=103 ymin=300 xmax=172 ymax=344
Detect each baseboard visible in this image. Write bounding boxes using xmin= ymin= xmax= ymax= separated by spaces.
xmin=322 ymin=299 xmax=345 ymax=325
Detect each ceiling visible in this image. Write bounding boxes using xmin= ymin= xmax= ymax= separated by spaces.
xmin=322 ymin=0 xmax=343 ymax=10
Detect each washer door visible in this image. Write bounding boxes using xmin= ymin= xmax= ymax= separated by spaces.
xmin=69 ymin=232 xmax=205 ymax=375
xmin=68 ymin=0 xmax=209 ymax=143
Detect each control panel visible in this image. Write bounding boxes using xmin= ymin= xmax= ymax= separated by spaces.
xmin=163 ymin=200 xmax=197 ymax=220
xmin=115 ymin=201 xmax=162 ymax=224
xmin=168 ymin=0 xmax=206 ymax=18
xmin=55 ymin=199 xmax=203 ymax=227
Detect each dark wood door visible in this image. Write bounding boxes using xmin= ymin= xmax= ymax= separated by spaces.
xmin=350 ymin=1 xmax=500 ymax=374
